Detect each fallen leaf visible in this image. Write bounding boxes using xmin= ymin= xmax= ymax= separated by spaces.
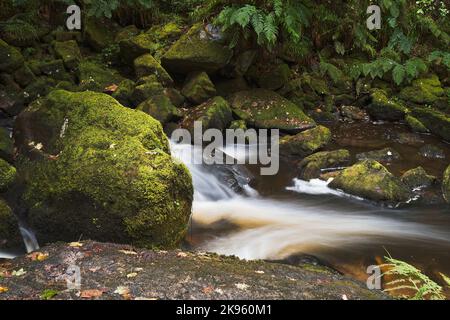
xmin=118 ymin=250 xmax=137 ymax=255
xmin=104 ymin=84 xmax=118 ymax=93
xmin=12 ymin=268 xmax=27 ymax=277
xmin=0 ymin=286 xmax=8 ymax=293
xmin=80 ymin=289 xmax=104 ymax=299
xmin=114 ymin=286 xmax=131 ymax=299
xmin=69 ymin=242 xmax=83 ymax=247
xmin=177 ymin=252 xmax=188 ymax=258
xmin=126 ymin=272 xmax=138 ymax=279
xmin=28 ymin=252 xmax=49 ymax=262
xmin=342 ymin=294 xmax=348 ymax=300
xmin=202 ymin=286 xmax=214 ymax=294
xmin=255 ymin=270 xmax=265 ymax=274
xmin=235 ymin=283 xmax=249 ymax=290
xmin=40 ymin=289 xmax=59 ymax=300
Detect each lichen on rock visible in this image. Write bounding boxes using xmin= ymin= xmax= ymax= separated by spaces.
xmin=280 ymin=126 xmax=331 ymax=157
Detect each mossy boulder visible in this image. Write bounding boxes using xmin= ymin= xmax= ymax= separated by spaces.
xmin=229 ymin=89 xmax=316 ymax=133
xmin=329 ymin=160 xmax=411 ymax=203
xmin=356 ymin=147 xmax=401 ymax=163
xmin=53 ymin=40 xmax=81 ymax=70
xmin=280 ymin=126 xmax=331 ymax=157
xmin=148 ymin=22 xmax=182 ymax=41
xmin=399 ymin=75 xmax=445 ymax=105
xmin=401 ymin=167 xmax=436 ymax=190
xmin=0 ymin=199 xmax=22 ymax=250
xmin=137 ymin=95 xmax=182 ymax=124
xmin=367 ymin=89 xmax=408 ymax=121
xmin=405 ymin=115 xmax=429 ymax=133
xmin=111 ymin=79 xmax=135 ymax=107
xmin=298 ymin=149 xmax=351 ymax=180
xmin=13 ymin=64 xmax=35 ymax=87
xmin=22 ymin=76 xmax=57 ymax=104
xmin=134 ymin=54 xmax=173 ymax=86
xmin=161 ymin=24 xmax=232 ymax=75
xmin=181 ymin=71 xmax=217 ymax=104
xmin=248 ymin=63 xmax=291 ymax=90
xmin=131 ymin=76 xmax=165 ymax=106
xmin=0 ymin=127 xmax=14 ymax=162
xmin=215 ymin=77 xmax=249 ymax=97
xmin=114 ymin=25 xmax=140 ymax=43
xmin=0 ymin=158 xmax=16 ymax=191
xmin=77 ymin=61 xmax=124 ymax=92
xmin=119 ymin=33 xmax=158 ymax=65
xmin=180 ymin=96 xmax=233 ymax=134
xmin=443 ymin=165 xmax=450 ymax=203
xmin=38 ymin=59 xmax=71 ymax=81
xmin=411 ymin=107 xmax=450 ymax=141
xmin=84 ymin=18 xmax=115 ymax=52
xmin=13 ymin=90 xmax=193 ymax=248
xmin=164 ymin=88 xmax=185 ymax=107
xmin=0 ymin=39 xmax=24 ymax=73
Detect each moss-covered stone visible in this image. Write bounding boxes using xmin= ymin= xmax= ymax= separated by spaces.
xmin=119 ymin=33 xmax=158 ymax=65
xmin=248 ymin=63 xmax=291 ymax=91
xmin=356 ymin=147 xmax=401 ymax=163
xmin=38 ymin=59 xmax=71 ymax=81
xmin=53 ymin=30 xmax=83 ymax=42
xmin=215 ymin=77 xmax=249 ymax=97
xmin=112 ymin=79 xmax=135 ymax=107
xmin=401 ymin=167 xmax=436 ymax=190
xmin=164 ymin=88 xmax=185 ymax=107
xmin=148 ymin=22 xmax=182 ymax=41
xmin=0 ymin=158 xmax=16 ymax=191
xmin=84 ymin=18 xmax=115 ymax=52
xmin=14 ymin=90 xmax=193 ymax=248
xmin=180 ymin=96 xmax=233 ymax=134
xmin=0 ymin=39 xmax=24 ymax=73
xmin=181 ymin=71 xmax=216 ymax=104
xmin=443 ymin=165 xmax=450 ymax=203
xmin=13 ymin=64 xmax=35 ymax=87
xmin=298 ymin=149 xmax=350 ymax=180
xmin=114 ymin=25 xmax=140 ymax=43
xmin=161 ymin=23 xmax=232 ymax=75
xmin=0 ymin=127 xmax=14 ymax=162
xmin=22 ymin=76 xmax=57 ymax=104
xmin=0 ymin=199 xmax=22 ymax=250
xmin=280 ymin=126 xmax=331 ymax=157
xmin=53 ymin=40 xmax=81 ymax=70
xmin=134 ymin=54 xmax=173 ymax=86
xmin=405 ymin=115 xmax=429 ymax=133
xmin=229 ymin=89 xmax=316 ymax=133
xmin=411 ymin=107 xmax=450 ymax=141
xmin=131 ymin=76 xmax=165 ymax=106
xmin=77 ymin=60 xmax=124 ymax=92
xmin=399 ymin=75 xmax=445 ymax=105
xmin=329 ymin=160 xmax=411 ymax=203
xmin=137 ymin=95 xmax=182 ymax=124
xmin=367 ymin=89 xmax=408 ymax=121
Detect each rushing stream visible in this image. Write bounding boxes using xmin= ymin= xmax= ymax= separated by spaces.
xmin=170 ymin=129 xmax=450 ymax=284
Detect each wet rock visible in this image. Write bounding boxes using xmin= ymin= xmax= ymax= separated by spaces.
xmin=443 ymin=165 xmax=450 ymax=203
xmin=53 ymin=40 xmax=82 ymax=70
xmin=137 ymin=95 xmax=182 ymax=124
xmin=405 ymin=115 xmax=429 ymax=134
xmin=133 ymin=54 xmax=173 ymax=86
xmin=298 ymin=149 xmax=351 ymax=180
xmin=401 ymin=167 xmax=436 ymax=190
xmin=366 ymin=89 xmax=408 ymax=121
xmin=161 ymin=24 xmax=232 ymax=75
xmin=180 ymin=96 xmax=233 ymax=134
xmin=340 ymin=105 xmax=368 ymax=121
xmin=181 ymin=72 xmax=216 ymax=104
xmin=0 ymin=158 xmax=15 ymax=191
xmin=131 ymin=75 xmax=165 ymax=106
xmin=14 ymin=90 xmax=193 ymax=248
xmin=411 ymin=107 xmax=450 ymax=141
xmin=356 ymin=147 xmax=401 ymax=163
xmin=77 ymin=60 xmax=124 ymax=92
xmin=392 ymin=132 xmax=424 ymax=146
xmin=419 ymin=144 xmax=445 ymax=159
xmin=0 ymin=39 xmax=24 ymax=73
xmin=248 ymin=63 xmax=291 ymax=91
xmin=329 ymin=160 xmax=411 ymax=203
xmin=399 ymin=75 xmax=445 ymax=105
xmin=0 ymin=199 xmax=22 ymax=250
xmin=280 ymin=126 xmax=331 ymax=157
xmin=229 ymin=89 xmax=315 ymax=133
xmin=111 ymin=79 xmax=135 ymax=107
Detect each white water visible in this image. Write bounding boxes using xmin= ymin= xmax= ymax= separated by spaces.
xmin=171 ymin=141 xmax=450 ymax=261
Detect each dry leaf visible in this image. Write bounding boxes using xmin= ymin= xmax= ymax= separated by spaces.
xmin=118 ymin=250 xmax=137 ymax=255
xmin=28 ymin=252 xmax=49 ymax=262
xmin=114 ymin=286 xmax=131 ymax=299
xmin=69 ymin=242 xmax=83 ymax=247
xmin=177 ymin=252 xmax=188 ymax=258
xmin=126 ymin=272 xmax=138 ymax=279
xmin=104 ymin=84 xmax=119 ymax=93
xmin=235 ymin=283 xmax=249 ymax=290
xmin=202 ymin=286 xmax=214 ymax=294
xmin=80 ymin=289 xmax=103 ymax=299
xmin=12 ymin=268 xmax=26 ymax=277
xmin=0 ymin=286 xmax=8 ymax=293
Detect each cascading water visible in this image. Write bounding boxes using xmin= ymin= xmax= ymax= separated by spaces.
xmin=170 ymin=140 xmax=450 ymax=266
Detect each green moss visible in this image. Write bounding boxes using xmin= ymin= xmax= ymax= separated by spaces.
xmin=443 ymin=165 xmax=450 ymax=203
xmin=161 ymin=23 xmax=232 ymax=75
xmin=164 ymin=88 xmax=185 ymax=107
xmin=412 ymin=107 xmax=450 ymax=141
xmin=399 ymin=75 xmax=445 ymax=105
xmin=405 ymin=115 xmax=429 ymax=133
xmin=119 ymin=33 xmax=158 ymax=65
xmin=114 ymin=25 xmax=140 ymax=43
xmin=112 ymin=79 xmax=135 ymax=107
xmin=329 ymin=160 xmax=411 ymax=203
xmin=0 ymin=39 xmax=24 ymax=73
xmin=38 ymin=59 xmax=71 ymax=81
xmin=137 ymin=95 xmax=181 ymax=124
xmin=298 ymin=149 xmax=350 ymax=180
xmin=0 ymin=199 xmax=22 ymax=249
xmin=131 ymin=76 xmax=165 ymax=106
xmin=53 ymin=40 xmax=81 ymax=70
xmin=0 ymin=158 xmax=16 ymax=191
xmin=148 ymin=22 xmax=182 ymax=41
xmin=77 ymin=60 xmax=124 ymax=92
xmin=84 ymin=18 xmax=115 ymax=52
xmin=22 ymin=76 xmax=57 ymax=103
xmin=15 ymin=90 xmax=193 ymax=248
xmin=181 ymin=71 xmax=216 ymax=104
xmin=13 ymin=64 xmax=35 ymax=87
xmin=134 ymin=54 xmax=173 ymax=86
xmin=367 ymin=89 xmax=408 ymax=121
xmin=280 ymin=126 xmax=331 ymax=157
xmin=0 ymin=128 xmax=13 ymax=162
xmin=229 ymin=89 xmax=315 ymax=132
xmin=401 ymin=167 xmax=436 ymax=190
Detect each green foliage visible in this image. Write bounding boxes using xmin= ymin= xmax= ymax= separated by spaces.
xmin=428 ymin=50 xmax=450 ymax=69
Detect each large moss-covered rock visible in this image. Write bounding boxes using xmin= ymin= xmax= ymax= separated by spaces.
xmin=84 ymin=18 xmax=115 ymax=52
xmin=280 ymin=126 xmax=331 ymax=157
xmin=329 ymin=160 xmax=411 ymax=203
xmin=0 ymin=158 xmax=16 ymax=191
xmin=38 ymin=59 xmax=71 ymax=81
xmin=443 ymin=165 xmax=450 ymax=203
xmin=119 ymin=33 xmax=158 ymax=65
xmin=53 ymin=40 xmax=81 ymax=70
xmin=137 ymin=95 xmax=182 ymax=124
xmin=229 ymin=89 xmax=316 ymax=132
xmin=0 ymin=39 xmax=24 ymax=73
xmin=298 ymin=149 xmax=350 ymax=180
xmin=366 ymin=89 xmax=408 ymax=121
xmin=405 ymin=115 xmax=429 ymax=133
xmin=411 ymin=107 xmax=450 ymax=141
xmin=13 ymin=90 xmax=193 ymax=248
xmin=134 ymin=54 xmax=173 ymax=86
xmin=399 ymin=75 xmax=445 ymax=105
xmin=181 ymin=71 xmax=216 ymax=104
xmin=78 ymin=61 xmax=124 ymax=92
xmin=401 ymin=167 xmax=436 ymax=190
xmin=161 ymin=24 xmax=232 ymax=75
xmin=180 ymin=96 xmax=233 ymax=134
xmin=0 ymin=199 xmax=22 ymax=250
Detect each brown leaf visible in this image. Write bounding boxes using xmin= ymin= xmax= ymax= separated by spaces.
xmin=80 ymin=289 xmax=104 ymax=299
xmin=0 ymin=286 xmax=8 ymax=293
xmin=104 ymin=84 xmax=119 ymax=93
xmin=28 ymin=252 xmax=49 ymax=262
